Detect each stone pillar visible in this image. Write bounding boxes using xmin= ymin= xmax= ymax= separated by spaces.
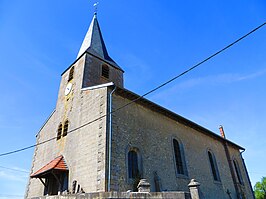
xmin=137 ymin=179 xmax=151 ymax=192
xmin=188 ymin=179 xmax=201 ymax=199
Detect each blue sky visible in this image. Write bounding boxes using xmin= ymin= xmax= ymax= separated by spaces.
xmin=0 ymin=0 xmax=265 ymax=197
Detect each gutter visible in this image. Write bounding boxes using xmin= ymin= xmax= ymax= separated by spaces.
xmin=81 ymin=82 xmax=114 ymax=91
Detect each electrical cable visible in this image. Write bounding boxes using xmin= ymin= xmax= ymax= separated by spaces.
xmin=0 ymin=22 xmax=265 ymax=158
xmin=0 ymin=165 xmax=29 ymax=173
xmin=0 ymin=194 xmax=24 ymax=198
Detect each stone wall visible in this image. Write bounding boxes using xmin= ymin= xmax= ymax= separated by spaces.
xmin=27 ymin=178 xmax=203 ymax=199
xmin=110 ymin=92 xmax=253 ymax=199
xmin=28 ymin=191 xmax=191 ymax=199
xmin=82 ymin=53 xmax=123 ymax=88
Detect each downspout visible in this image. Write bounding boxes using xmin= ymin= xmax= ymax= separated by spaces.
xmin=107 ymin=85 xmax=116 ymax=192
xmin=219 ymin=126 xmax=240 ymax=199
xmin=240 ymin=149 xmax=255 ymax=199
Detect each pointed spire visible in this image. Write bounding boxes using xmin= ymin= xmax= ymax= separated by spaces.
xmin=77 ymin=13 xmax=123 ymax=71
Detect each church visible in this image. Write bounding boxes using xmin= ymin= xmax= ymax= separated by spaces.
xmin=25 ymin=12 xmax=254 ymax=199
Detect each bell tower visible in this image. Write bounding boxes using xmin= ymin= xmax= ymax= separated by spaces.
xmin=54 ymin=12 xmax=124 ymax=146
xmin=59 ymin=12 xmax=124 ymax=106
xmin=26 ymin=12 xmax=125 ymax=197
xmin=70 ymin=13 xmax=124 ymax=89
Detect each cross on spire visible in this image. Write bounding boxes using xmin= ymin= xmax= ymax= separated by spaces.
xmin=93 ymin=2 xmax=99 ymax=15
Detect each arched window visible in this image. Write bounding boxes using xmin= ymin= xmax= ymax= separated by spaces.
xmin=127 ymin=147 xmax=142 ymax=182
xmin=173 ymin=139 xmax=187 ymax=176
xmin=68 ymin=66 xmax=74 ymax=82
xmin=208 ymin=150 xmax=221 ymax=181
xmin=128 ymin=150 xmax=139 ymax=179
xmin=233 ymin=159 xmax=244 ymax=185
xmin=57 ymin=124 xmax=63 ymax=140
xmin=63 ymin=120 xmax=69 ymax=137
xmin=101 ymin=64 xmax=109 ymax=79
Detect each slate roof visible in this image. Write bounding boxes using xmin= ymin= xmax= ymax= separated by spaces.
xmin=76 ymin=13 xmax=123 ymax=71
xmin=114 ymin=86 xmax=245 ymax=151
xmin=30 ymin=155 xmax=68 ymax=178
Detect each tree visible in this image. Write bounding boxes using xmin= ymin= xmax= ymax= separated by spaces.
xmin=254 ymin=177 xmax=266 ymax=199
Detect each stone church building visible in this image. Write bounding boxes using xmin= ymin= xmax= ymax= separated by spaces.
xmin=25 ymin=13 xmax=254 ymax=199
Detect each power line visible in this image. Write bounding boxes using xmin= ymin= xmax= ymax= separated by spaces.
xmin=0 ymin=194 xmax=24 ymax=198
xmin=0 ymin=137 xmax=55 ymax=157
xmin=0 ymin=22 xmax=265 ymax=158
xmin=0 ymin=165 xmax=29 ymax=173
xmin=249 ymin=171 xmax=266 ymax=175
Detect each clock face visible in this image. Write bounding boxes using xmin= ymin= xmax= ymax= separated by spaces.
xmin=64 ymin=82 xmax=73 ymax=96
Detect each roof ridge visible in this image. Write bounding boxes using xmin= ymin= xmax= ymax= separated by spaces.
xmin=54 ymin=155 xmax=64 ymax=168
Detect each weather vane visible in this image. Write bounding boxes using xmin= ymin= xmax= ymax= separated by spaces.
xmin=93 ymin=2 xmax=99 ymax=14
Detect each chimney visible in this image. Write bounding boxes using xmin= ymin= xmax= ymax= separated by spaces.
xmin=219 ymin=125 xmax=226 ymax=139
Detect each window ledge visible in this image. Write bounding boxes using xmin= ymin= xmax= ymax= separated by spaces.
xmin=213 ymin=180 xmax=222 ymax=185
xmin=176 ymin=174 xmax=189 ymax=179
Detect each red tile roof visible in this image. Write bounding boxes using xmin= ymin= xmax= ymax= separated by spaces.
xmin=31 ymin=155 xmax=68 ymax=178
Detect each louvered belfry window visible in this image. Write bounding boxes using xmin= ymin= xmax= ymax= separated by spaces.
xmin=101 ymin=64 xmax=109 ymax=79
xmin=57 ymin=124 xmax=63 ymax=140
xmin=63 ymin=120 xmax=69 ymax=137
xmin=68 ymin=66 xmax=74 ymax=82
